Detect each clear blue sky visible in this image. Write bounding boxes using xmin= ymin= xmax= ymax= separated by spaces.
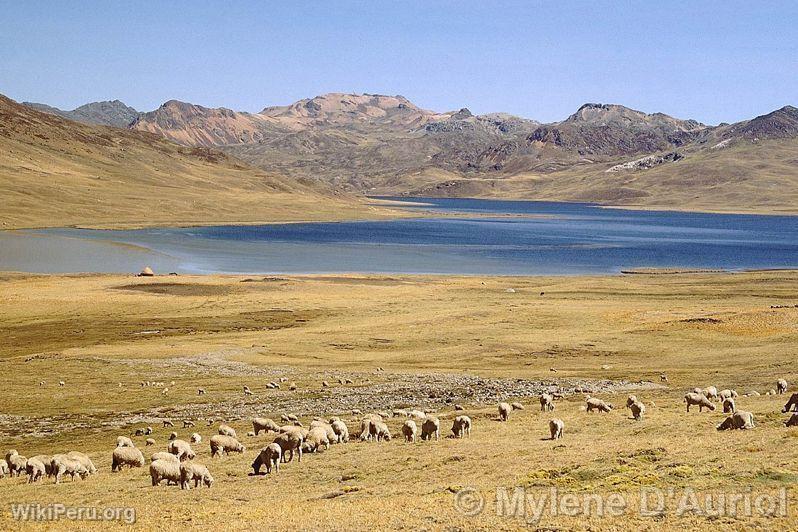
xmin=1 ymin=0 xmax=795 ymax=124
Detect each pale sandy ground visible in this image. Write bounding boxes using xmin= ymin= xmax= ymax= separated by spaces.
xmin=1 ymin=271 xmax=797 ymax=530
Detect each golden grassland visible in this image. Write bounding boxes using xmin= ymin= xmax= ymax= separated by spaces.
xmin=1 ymin=271 xmax=798 ymax=529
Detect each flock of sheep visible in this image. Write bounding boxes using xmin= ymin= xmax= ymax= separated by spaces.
xmin=3 ymin=377 xmax=798 ymax=489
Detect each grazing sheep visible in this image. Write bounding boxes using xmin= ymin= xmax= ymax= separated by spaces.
xmin=691 ymin=387 xmax=703 ymax=394
xmin=377 ymin=411 xmax=391 ymax=419
xmin=322 ymin=381 xmax=329 ymax=387
xmin=331 ymin=419 xmax=349 ymax=443
xmin=111 ymin=447 xmax=145 ymax=472
xmin=65 ymin=451 xmax=96 ymax=475
xmin=345 ymin=378 xmax=354 ymax=384
xmin=785 ymin=414 xmax=798 ymax=427
xmin=272 ymin=432 xmax=304 ymax=463
xmin=243 ymin=386 xmax=253 ymax=396
xmin=402 ymin=420 xmax=418 ymax=442
xmin=359 ymin=414 xmax=383 ymax=441
xmin=684 ymin=392 xmax=716 ymax=412
xmin=287 ymin=414 xmax=299 ymax=422
xmin=510 ymin=402 xmax=525 ymax=411
xmin=660 ymin=373 xmax=668 ymax=382
xmin=302 ymin=426 xmax=331 ymax=453
xmin=59 ymin=381 xmax=65 ymax=386
xmin=782 ymin=393 xmax=798 ymax=413
xmin=252 ymin=444 xmax=282 ymax=475
xmin=180 ymin=462 xmax=213 ymax=489
xmin=0 ymin=459 xmax=9 ymax=478
xmin=209 ymin=435 xmax=245 ymax=458
xmin=498 ymin=402 xmax=512 ymax=421
xmin=629 ymin=401 xmax=646 ymax=421
xmin=134 ymin=428 xmax=145 ymax=436
xmin=351 ymin=409 xmax=363 ymax=416
xmin=451 ymin=415 xmax=472 ymax=438
xmin=421 ymin=417 xmax=441 ymax=441
xmin=703 ymin=386 xmax=720 ymax=402
xmin=190 ymin=433 xmax=202 ymax=444
xmin=116 ymin=436 xmax=135 ymax=448
xmin=252 ymin=417 xmax=280 ymax=435
xmin=167 ymin=440 xmax=196 ymax=462
xmin=778 ymin=379 xmax=789 ymax=395
xmin=718 ymin=389 xmax=738 ymax=401
xmin=625 ymin=395 xmax=638 ymax=408
xmin=373 ymin=422 xmax=392 ymax=442
xmin=50 ymin=455 xmax=89 ymax=484
xmin=145 ymin=438 xmax=156 ymax=446
xmin=409 ymin=409 xmax=426 ymax=420
xmin=150 ymin=460 xmax=181 ymax=487
xmin=218 ymin=424 xmax=237 ymax=438
xmin=722 ymin=397 xmax=736 ymax=414
xmin=309 ymin=421 xmax=337 ymax=444
xmin=26 ymin=457 xmax=47 ymax=483
xmin=169 ymin=432 xmax=178 ymax=441
xmin=5 ymin=451 xmax=27 ymax=477
xmin=717 ymin=411 xmax=755 ymax=431
xmin=197 ymin=388 xmax=206 ymax=395
xmin=549 ymin=419 xmax=564 ymax=440
xmin=182 ymin=421 xmax=195 ymax=428
xmin=539 ymin=394 xmax=555 ymax=412
xmin=163 ymin=420 xmax=174 ymax=428
xmin=454 ymin=404 xmax=464 ymax=411
xmin=586 ymin=397 xmax=613 ymax=413
xmin=150 ymin=452 xmax=179 ymax=463
xmin=288 ymin=383 xmax=297 ymax=391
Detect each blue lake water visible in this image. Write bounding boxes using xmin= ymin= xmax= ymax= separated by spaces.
xmin=2 ymin=197 xmax=798 ymax=275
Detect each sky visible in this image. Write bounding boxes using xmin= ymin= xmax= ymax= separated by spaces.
xmin=1 ymin=1 xmax=796 ymax=125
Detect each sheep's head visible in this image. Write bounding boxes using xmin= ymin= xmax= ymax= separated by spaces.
xmin=203 ymin=474 xmax=214 ymax=487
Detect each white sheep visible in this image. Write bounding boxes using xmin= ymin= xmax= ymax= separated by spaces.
xmin=253 ymin=417 xmax=280 ymax=435
xmin=180 ymin=462 xmax=213 ymax=489
xmin=331 ymin=419 xmax=349 ymax=443
xmin=704 ymin=386 xmax=720 ymax=401
xmin=359 ymin=414 xmax=383 ymax=441
xmin=409 ymin=409 xmax=426 ymax=420
xmin=190 ymin=433 xmax=202 ymax=444
xmin=420 ymin=417 xmax=440 ymax=441
xmin=59 ymin=381 xmax=65 ymax=386
xmin=112 ymin=447 xmax=145 ymax=471
xmin=168 ymin=440 xmax=196 ymax=462
xmin=169 ymin=432 xmax=178 ymax=441
xmin=209 ymin=435 xmax=245 ymax=457
xmin=0 ymin=459 xmax=9 ymax=478
xmin=451 ymin=415 xmax=471 ymax=438
xmin=116 ymin=436 xmax=135 ymax=448
xmin=244 ymin=386 xmax=253 ymax=396
xmin=66 ymin=451 xmax=96 ymax=475
xmin=498 ymin=402 xmax=512 ymax=421
xmin=585 ymin=397 xmax=613 ymax=413
xmin=197 ymin=388 xmax=206 ymax=395
xmin=26 ymin=457 xmax=47 ymax=483
xmin=302 ymin=426 xmax=331 ymax=453
xmin=150 ymin=459 xmax=181 ymax=487
xmin=718 ymin=389 xmax=738 ymax=401
xmin=510 ymin=402 xmax=525 ymax=411
xmin=549 ymin=419 xmax=564 ymax=440
xmin=252 ymin=444 xmax=282 ymax=474
xmin=145 ymin=438 xmax=156 ymax=446
xmin=50 ymin=455 xmax=88 ymax=484
xmin=272 ymin=432 xmax=303 ymax=463
xmin=309 ymin=421 xmax=337 ymax=444
xmin=182 ymin=420 xmax=195 ymax=428
xmin=5 ymin=450 xmax=27 ymax=477
xmin=163 ymin=420 xmax=175 ymax=428
xmin=722 ymin=397 xmax=736 ymax=414
xmin=150 ymin=452 xmax=179 ymax=463
xmin=373 ymin=421 xmax=392 ymax=442
xmin=539 ymin=394 xmax=555 ymax=412
xmin=218 ymin=424 xmax=237 ymax=438
xmin=717 ymin=411 xmax=755 ymax=431
xmin=402 ymin=420 xmax=418 ymax=442
xmin=625 ymin=395 xmax=638 ymax=408
xmin=778 ymin=379 xmax=789 ymax=395
xmin=684 ymin=392 xmax=716 ymax=412
xmin=629 ymin=400 xmax=646 ymax=421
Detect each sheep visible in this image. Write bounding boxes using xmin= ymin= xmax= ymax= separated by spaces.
xmin=190 ymin=433 xmax=202 ymax=444
xmin=718 ymin=389 xmax=738 ymax=401
xmin=660 ymin=373 xmax=668 ymax=383
xmin=182 ymin=420 xmax=195 ymax=428
xmin=409 ymin=409 xmax=426 ymax=420
xmin=331 ymin=419 xmax=349 ymax=443
xmin=253 ymin=417 xmax=280 ymax=436
xmin=549 ymin=419 xmax=564 ymax=440
xmin=287 ymin=414 xmax=299 ymax=422
xmin=717 ymin=411 xmax=755 ymax=431
xmin=66 ymin=451 xmax=96 ymax=475
xmin=691 ymin=387 xmax=703 ymax=394
xmin=272 ymin=431 xmax=304 ymax=463
xmin=5 ymin=450 xmax=27 ymax=477
xmin=302 ymin=426 xmax=331 ymax=453
xmin=50 ymin=455 xmax=89 ymax=484
xmin=0 ymin=459 xmax=8 ymax=478
xmin=243 ymin=385 xmax=253 ymax=396
xmin=625 ymin=395 xmax=638 ymax=408
xmin=150 ymin=452 xmax=179 ymax=463
xmin=169 ymin=432 xmax=178 ymax=441
xmin=351 ymin=409 xmax=363 ymax=416
xmin=782 ymin=393 xmax=798 ymax=413
xmin=116 ymin=436 xmax=135 ymax=448
xmin=421 ymin=417 xmax=441 ymax=441
xmin=168 ymin=440 xmax=196 ymax=462
xmin=197 ymin=388 xmax=206 ymax=395
xmin=26 ymin=457 xmax=47 ymax=483
xmin=322 ymin=381 xmax=329 ymax=387
xmin=134 ymin=428 xmax=145 ymax=436
xmin=498 ymin=402 xmax=512 ymax=421
xmin=684 ymin=392 xmax=715 ymax=412
xmin=251 ymin=444 xmax=282 ymax=474
xmin=703 ymin=386 xmax=720 ymax=402
xmin=145 ymin=438 xmax=156 ymax=446
xmin=785 ymin=414 xmax=798 ymax=427
xmin=778 ymin=379 xmax=789 ymax=395
xmin=209 ymin=435 xmax=245 ymax=458
xmin=402 ymin=420 xmax=418 ymax=442
xmin=145 ymin=426 xmax=153 ymax=435
xmin=629 ymin=401 xmax=646 ymax=421
xmin=377 ymin=411 xmax=391 ymax=419
xmin=722 ymin=397 xmax=736 ymax=414
xmin=510 ymin=402 xmax=525 ymax=411
xmin=163 ymin=420 xmax=174 ymax=428
xmin=150 ymin=459 xmax=181 ymax=487
xmin=359 ymin=414 xmax=383 ymax=441
xmin=180 ymin=462 xmax=213 ymax=489
xmin=539 ymin=394 xmax=555 ymax=412
xmin=373 ymin=422 xmax=392 ymax=442
xmin=452 ymin=415 xmax=472 ymax=438
xmin=59 ymin=380 xmax=65 ymax=386
xmin=454 ymin=404 xmax=464 ymax=411
xmin=111 ymin=447 xmax=145 ymax=472
xmin=29 ymin=454 xmax=53 ymax=477
xmin=585 ymin=397 xmax=613 ymax=413
xmin=309 ymin=421 xmax=337 ymax=444
xmin=218 ymin=424 xmax=237 ymax=438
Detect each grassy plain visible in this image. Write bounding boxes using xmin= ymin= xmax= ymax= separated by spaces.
xmin=1 ymin=271 xmax=797 ymax=529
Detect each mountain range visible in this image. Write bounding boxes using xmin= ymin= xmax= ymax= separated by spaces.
xmin=11 ymin=92 xmax=798 ymax=217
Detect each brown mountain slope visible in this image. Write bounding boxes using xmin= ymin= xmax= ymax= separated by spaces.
xmin=0 ymin=94 xmax=397 ymax=229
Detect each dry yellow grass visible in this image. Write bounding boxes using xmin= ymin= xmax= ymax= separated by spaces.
xmin=1 ymin=271 xmax=797 ymax=529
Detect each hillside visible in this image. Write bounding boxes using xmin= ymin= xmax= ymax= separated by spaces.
xmin=0 ymin=95 xmax=399 ymax=230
